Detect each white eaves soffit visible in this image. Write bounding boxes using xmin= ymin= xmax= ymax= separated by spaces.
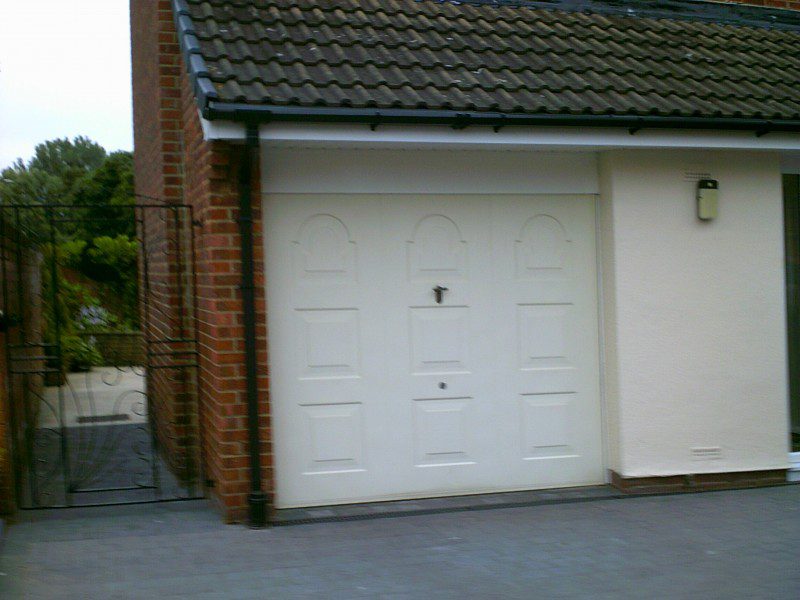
xmin=200 ymin=115 xmax=800 ymax=152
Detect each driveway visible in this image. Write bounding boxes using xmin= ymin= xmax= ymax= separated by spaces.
xmin=1 ymin=486 xmax=798 ymax=599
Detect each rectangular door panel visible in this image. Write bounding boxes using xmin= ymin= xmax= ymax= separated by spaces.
xmin=265 ymin=196 xmax=389 ymax=507
xmin=382 ymin=196 xmax=497 ymax=496
xmin=491 ymin=195 xmax=604 ymax=487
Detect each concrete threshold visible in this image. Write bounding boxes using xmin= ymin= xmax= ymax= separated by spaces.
xmin=270 ymin=481 xmax=799 ymax=526
xmin=270 ymin=485 xmax=623 ymax=526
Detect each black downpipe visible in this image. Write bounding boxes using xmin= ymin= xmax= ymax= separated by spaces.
xmin=239 ymin=122 xmax=267 ymax=528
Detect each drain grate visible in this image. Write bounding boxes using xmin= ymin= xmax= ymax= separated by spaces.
xmin=76 ymin=414 xmax=131 ymax=424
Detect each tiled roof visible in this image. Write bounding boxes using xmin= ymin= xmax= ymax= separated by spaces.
xmin=173 ymin=0 xmax=800 ymax=124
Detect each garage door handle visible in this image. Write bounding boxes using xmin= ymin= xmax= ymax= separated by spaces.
xmin=433 ymin=285 xmax=449 ymax=304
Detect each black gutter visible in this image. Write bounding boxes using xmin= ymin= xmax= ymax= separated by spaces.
xmin=238 ymin=123 xmax=267 ymax=528
xmin=204 ymin=103 xmax=800 ymax=136
xmin=171 ymin=0 xmax=800 ymax=137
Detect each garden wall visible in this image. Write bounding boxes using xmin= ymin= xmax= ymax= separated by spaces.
xmin=77 ymin=331 xmax=145 ymax=366
xmin=715 ymin=0 xmax=800 ymax=10
xmin=0 ymin=224 xmax=43 ymax=514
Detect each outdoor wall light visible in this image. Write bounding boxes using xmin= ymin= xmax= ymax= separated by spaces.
xmin=697 ymin=179 xmax=719 ymax=221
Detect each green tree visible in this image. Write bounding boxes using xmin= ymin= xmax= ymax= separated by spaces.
xmin=0 ymin=138 xmax=140 ymax=345
xmin=27 ymin=136 xmax=106 ymax=188
xmin=0 ymin=137 xmax=107 ymax=207
xmin=85 ymin=235 xmax=140 ymax=328
xmin=0 ymin=137 xmax=111 ymax=243
xmin=70 ymin=151 xmax=135 ymax=239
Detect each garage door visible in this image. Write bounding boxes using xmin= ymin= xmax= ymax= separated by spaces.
xmin=265 ymin=194 xmax=603 ymax=508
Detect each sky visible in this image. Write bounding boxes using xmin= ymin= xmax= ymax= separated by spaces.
xmin=0 ymin=1 xmax=133 ymax=170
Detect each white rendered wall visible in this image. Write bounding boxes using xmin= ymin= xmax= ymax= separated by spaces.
xmin=260 ymin=144 xmax=790 ymax=478
xmin=600 ymin=150 xmax=790 ymax=477
xmin=598 ymin=159 xmax=621 ymax=474
xmin=261 ymin=147 xmax=599 ymax=194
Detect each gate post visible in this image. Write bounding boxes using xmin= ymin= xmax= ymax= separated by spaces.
xmin=0 ymin=324 xmax=13 ymax=515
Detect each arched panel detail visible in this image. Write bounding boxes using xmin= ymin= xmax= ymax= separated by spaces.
xmin=293 ymin=214 xmax=357 ymax=282
xmin=407 ymin=214 xmax=468 ymax=281
xmin=515 ymin=214 xmax=570 ymax=279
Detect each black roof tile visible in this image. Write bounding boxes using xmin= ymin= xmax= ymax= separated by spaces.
xmin=174 ymin=0 xmax=800 ymax=123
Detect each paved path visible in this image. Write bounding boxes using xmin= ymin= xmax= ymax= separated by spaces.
xmin=40 ymin=367 xmax=146 ymax=428
xmin=1 ymin=486 xmax=798 ymax=599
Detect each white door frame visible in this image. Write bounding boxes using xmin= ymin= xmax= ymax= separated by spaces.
xmin=593 ymin=194 xmax=612 ymax=484
xmin=262 ymin=191 xmax=612 ymax=505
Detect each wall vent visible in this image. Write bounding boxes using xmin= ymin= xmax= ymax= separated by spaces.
xmin=683 ymin=171 xmax=712 ymax=182
xmin=76 ymin=414 xmax=130 ymax=424
xmin=691 ymin=446 xmax=722 ymax=460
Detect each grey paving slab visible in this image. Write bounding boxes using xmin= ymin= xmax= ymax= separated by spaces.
xmin=0 ymin=486 xmax=799 ymax=599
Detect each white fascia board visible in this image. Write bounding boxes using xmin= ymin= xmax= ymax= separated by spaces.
xmin=200 ymin=113 xmax=246 ymax=140
xmin=200 ymin=116 xmax=800 ymax=151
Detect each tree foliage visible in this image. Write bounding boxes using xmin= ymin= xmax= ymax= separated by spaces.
xmin=1 ymin=138 xmax=140 ymax=369
xmin=70 ymin=151 xmax=135 ymax=239
xmin=0 ymin=137 xmax=107 ymax=207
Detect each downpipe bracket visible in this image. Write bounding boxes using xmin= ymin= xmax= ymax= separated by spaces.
xmin=248 ymin=491 xmax=268 ymax=528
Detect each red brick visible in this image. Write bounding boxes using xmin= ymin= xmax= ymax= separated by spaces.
xmin=714 ymin=0 xmax=799 ymax=8
xmin=132 ymin=0 xmax=272 ymax=523
xmin=130 ymin=0 xmax=800 ymax=523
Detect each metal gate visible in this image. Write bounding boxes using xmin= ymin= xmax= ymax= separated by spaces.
xmin=0 ymin=203 xmax=202 ymax=508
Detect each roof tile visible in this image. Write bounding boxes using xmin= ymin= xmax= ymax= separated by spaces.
xmin=180 ymin=0 xmax=800 ymax=121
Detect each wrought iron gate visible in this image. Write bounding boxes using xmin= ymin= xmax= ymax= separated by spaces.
xmin=0 ymin=203 xmax=202 ymax=508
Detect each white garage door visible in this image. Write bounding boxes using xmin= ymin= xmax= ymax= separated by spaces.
xmin=265 ymin=194 xmax=603 ymax=508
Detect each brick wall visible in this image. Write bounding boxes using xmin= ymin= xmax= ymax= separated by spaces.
xmin=0 ymin=322 xmax=11 ymax=515
xmin=1 ymin=231 xmax=20 ymax=515
xmin=130 ymin=0 xmax=183 ymax=205
xmin=712 ymin=0 xmax=800 ymax=9
xmin=131 ymin=0 xmax=798 ymax=522
xmin=178 ymin=75 xmax=271 ymax=521
xmin=0 ymin=227 xmax=44 ymax=515
xmin=0 ymin=229 xmax=20 ymax=515
xmin=131 ymin=0 xmax=271 ymax=522
xmin=77 ymin=332 xmax=146 ymax=367
xmin=141 ymin=205 xmax=200 ymax=485
xmin=131 ymin=0 xmax=200 ymax=491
